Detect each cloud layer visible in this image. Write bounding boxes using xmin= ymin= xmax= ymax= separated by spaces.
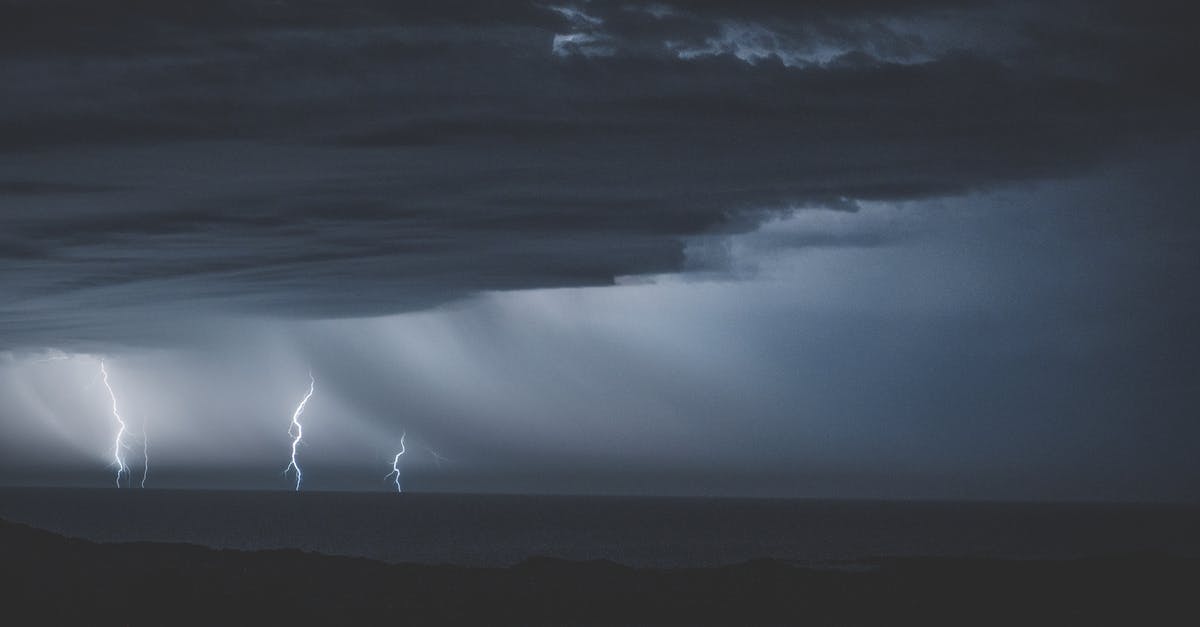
xmin=0 ymin=2 xmax=1197 ymax=500
xmin=2 ymin=0 xmax=1196 ymax=349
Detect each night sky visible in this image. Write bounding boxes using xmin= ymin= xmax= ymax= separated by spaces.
xmin=1 ymin=0 xmax=1196 ymax=500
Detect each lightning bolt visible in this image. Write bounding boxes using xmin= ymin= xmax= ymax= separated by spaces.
xmin=283 ymin=371 xmax=315 ymax=491
xmin=99 ymin=360 xmax=129 ymax=488
xmin=139 ymin=420 xmax=150 ymax=489
xmin=385 ymin=431 xmax=406 ymax=493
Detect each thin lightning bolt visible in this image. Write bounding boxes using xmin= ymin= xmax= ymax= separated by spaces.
xmin=385 ymin=431 xmax=406 ymax=493
xmin=140 ymin=420 xmax=150 ymax=489
xmin=99 ymin=361 xmax=129 ymax=488
xmin=283 ymin=371 xmax=315 ymax=491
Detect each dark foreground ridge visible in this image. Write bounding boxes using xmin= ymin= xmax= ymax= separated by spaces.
xmin=1 ymin=518 xmax=1196 ymax=626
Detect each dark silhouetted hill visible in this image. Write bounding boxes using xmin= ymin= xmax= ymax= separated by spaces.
xmin=1 ymin=517 xmax=1196 ymax=625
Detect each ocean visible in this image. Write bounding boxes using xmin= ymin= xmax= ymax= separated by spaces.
xmin=1 ymin=487 xmax=1197 ymax=568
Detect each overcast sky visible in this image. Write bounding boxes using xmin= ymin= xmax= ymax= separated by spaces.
xmin=1 ymin=0 xmax=1196 ymax=500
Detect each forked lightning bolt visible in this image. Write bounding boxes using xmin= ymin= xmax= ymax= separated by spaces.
xmin=385 ymin=431 xmax=407 ymax=493
xmin=99 ymin=361 xmax=129 ymax=488
xmin=284 ymin=371 xmax=315 ymax=491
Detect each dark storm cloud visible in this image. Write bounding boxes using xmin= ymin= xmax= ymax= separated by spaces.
xmin=0 ymin=180 xmax=129 ymax=195
xmin=0 ymin=0 xmax=1196 ymax=348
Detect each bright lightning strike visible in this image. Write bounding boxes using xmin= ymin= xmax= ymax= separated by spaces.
xmin=99 ymin=361 xmax=129 ymax=488
xmin=385 ymin=431 xmax=407 ymax=493
xmin=283 ymin=371 xmax=315 ymax=491
xmin=140 ymin=421 xmax=150 ymax=489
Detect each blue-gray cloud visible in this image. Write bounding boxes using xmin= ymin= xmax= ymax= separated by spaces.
xmin=1 ymin=0 xmax=1196 ymax=349
xmin=0 ymin=1 xmax=1197 ymax=501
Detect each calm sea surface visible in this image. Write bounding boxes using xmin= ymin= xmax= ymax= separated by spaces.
xmin=1 ymin=488 xmax=1197 ymax=567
